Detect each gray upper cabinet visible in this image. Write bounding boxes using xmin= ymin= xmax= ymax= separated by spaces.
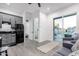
xmin=11 ymin=16 xmax=23 ymax=28
xmin=2 ymin=14 xmax=11 ymax=23
xmin=15 ymin=17 xmax=22 ymax=24
xmin=11 ymin=16 xmax=15 ymax=29
xmin=0 ymin=14 xmax=2 ymax=28
xmin=0 ymin=12 xmax=23 ymax=29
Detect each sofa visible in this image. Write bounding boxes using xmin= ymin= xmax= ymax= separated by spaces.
xmin=53 ymin=33 xmax=79 ymax=56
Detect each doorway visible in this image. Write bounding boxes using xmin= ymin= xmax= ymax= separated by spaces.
xmin=33 ymin=17 xmax=39 ymax=41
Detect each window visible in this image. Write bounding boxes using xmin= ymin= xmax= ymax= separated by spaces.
xmin=53 ymin=13 xmax=76 ymax=42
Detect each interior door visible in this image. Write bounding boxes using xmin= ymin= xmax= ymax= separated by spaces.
xmin=33 ymin=18 xmax=39 ymax=41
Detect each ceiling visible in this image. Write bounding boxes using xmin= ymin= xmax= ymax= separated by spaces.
xmin=0 ymin=3 xmax=75 ymax=16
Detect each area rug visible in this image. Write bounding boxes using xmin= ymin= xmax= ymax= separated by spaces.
xmin=37 ymin=42 xmax=59 ymax=53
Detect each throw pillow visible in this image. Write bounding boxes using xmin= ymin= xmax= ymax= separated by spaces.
xmin=71 ymin=39 xmax=79 ymax=52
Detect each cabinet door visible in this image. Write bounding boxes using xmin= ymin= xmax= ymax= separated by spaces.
xmin=2 ymin=14 xmax=11 ymax=23
xmin=2 ymin=34 xmax=7 ymax=45
xmin=11 ymin=34 xmax=16 ymax=43
xmin=11 ymin=16 xmax=15 ymax=28
xmin=0 ymin=15 xmax=2 ymax=28
xmin=15 ymin=17 xmax=22 ymax=24
xmin=7 ymin=34 xmax=16 ymax=44
xmin=7 ymin=34 xmax=12 ymax=44
xmin=1 ymin=34 xmax=15 ymax=45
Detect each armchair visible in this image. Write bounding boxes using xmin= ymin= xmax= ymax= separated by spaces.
xmin=53 ymin=35 xmax=78 ymax=56
xmin=63 ymin=37 xmax=74 ymax=49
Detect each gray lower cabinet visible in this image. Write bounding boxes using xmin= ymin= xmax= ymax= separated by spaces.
xmin=0 ymin=33 xmax=16 ymax=45
xmin=2 ymin=34 xmax=8 ymax=45
xmin=0 ymin=34 xmax=8 ymax=45
xmin=11 ymin=34 xmax=16 ymax=44
xmin=6 ymin=34 xmax=12 ymax=44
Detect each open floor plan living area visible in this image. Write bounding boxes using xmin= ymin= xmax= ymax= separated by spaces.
xmin=0 ymin=3 xmax=79 ymax=56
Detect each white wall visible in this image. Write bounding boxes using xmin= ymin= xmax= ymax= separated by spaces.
xmin=38 ymin=12 xmax=50 ymax=42
xmin=23 ymin=12 xmax=33 ymax=41
xmin=48 ymin=4 xmax=79 ymax=41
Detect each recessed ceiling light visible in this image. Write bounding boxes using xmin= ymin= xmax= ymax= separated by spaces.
xmin=6 ymin=3 xmax=10 ymax=5
xmin=47 ymin=7 xmax=50 ymax=11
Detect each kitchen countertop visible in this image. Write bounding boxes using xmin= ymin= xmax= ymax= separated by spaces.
xmin=0 ymin=30 xmax=16 ymax=34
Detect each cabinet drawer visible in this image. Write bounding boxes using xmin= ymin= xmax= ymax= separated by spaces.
xmin=0 ymin=33 xmax=16 ymax=45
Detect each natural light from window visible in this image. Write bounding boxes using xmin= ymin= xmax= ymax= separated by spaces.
xmin=63 ymin=15 xmax=76 ymax=29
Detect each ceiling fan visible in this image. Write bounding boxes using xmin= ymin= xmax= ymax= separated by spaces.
xmin=28 ymin=3 xmax=41 ymax=7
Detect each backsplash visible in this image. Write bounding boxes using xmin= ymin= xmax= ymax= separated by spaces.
xmin=0 ymin=23 xmax=13 ymax=31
